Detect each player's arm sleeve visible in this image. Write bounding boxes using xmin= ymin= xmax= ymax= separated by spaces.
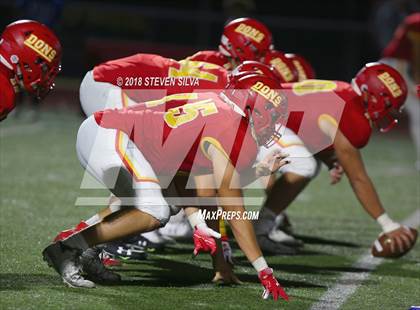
xmin=333 ymin=129 xmax=385 ymax=219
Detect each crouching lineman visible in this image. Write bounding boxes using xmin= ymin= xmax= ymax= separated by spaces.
xmin=0 ymin=20 xmax=62 ymax=121
xmin=43 ymin=74 xmax=290 ymax=301
xmin=254 ymin=63 xmax=418 ymax=257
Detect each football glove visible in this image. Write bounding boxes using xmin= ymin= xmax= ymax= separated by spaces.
xmin=258 ymin=268 xmax=289 ymax=301
xmin=192 ymin=225 xmax=220 ymax=257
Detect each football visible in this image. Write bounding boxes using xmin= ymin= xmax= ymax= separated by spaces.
xmin=371 ymin=227 xmax=418 ymax=258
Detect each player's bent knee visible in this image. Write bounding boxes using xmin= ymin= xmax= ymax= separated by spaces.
xmin=76 ymin=115 xmax=98 ymax=168
xmin=136 ymin=202 xmax=171 ymax=227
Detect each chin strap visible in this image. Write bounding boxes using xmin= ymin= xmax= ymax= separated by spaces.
xmin=246 ymin=106 xmax=260 ymax=147
xmin=378 ymin=115 xmax=398 ymax=133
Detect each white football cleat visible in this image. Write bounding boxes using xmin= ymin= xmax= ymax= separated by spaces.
xmin=159 ymin=210 xmax=192 ymax=239
xmin=268 ymin=228 xmax=303 ymax=248
xmin=43 ymin=242 xmax=95 ymax=288
xmin=62 ymin=259 xmax=96 ymax=288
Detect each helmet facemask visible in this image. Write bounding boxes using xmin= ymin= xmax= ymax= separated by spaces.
xmin=11 ymin=55 xmax=61 ymax=101
xmin=358 ymin=84 xmax=400 ymax=133
xmin=246 ymin=98 xmax=286 ymax=147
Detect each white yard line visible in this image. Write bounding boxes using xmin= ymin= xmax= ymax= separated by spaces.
xmin=310 ymin=209 xmax=420 ymax=310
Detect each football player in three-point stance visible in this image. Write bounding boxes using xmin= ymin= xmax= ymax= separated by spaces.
xmin=43 ymin=74 xmax=290 ymax=302
xmin=254 ymin=62 xmax=418 ymax=258
xmin=62 ymin=17 xmax=284 ymax=271
xmin=53 ymin=52 xmax=232 ymax=271
xmin=0 ymin=20 xmax=62 ymax=121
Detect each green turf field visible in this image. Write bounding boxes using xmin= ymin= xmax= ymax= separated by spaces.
xmin=1 ymin=111 xmax=419 ymax=310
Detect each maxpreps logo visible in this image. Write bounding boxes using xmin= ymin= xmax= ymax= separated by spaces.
xmin=234 ymin=23 xmax=265 ymax=43
xmin=251 ymin=81 xmax=283 ymax=106
xmin=24 ymin=34 xmax=57 ymax=62
xmin=377 ymin=72 xmax=402 ymax=98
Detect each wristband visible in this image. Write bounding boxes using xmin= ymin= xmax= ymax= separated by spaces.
xmin=187 ymin=211 xmax=204 ymax=229
xmin=252 ymin=256 xmax=269 ymax=273
xmin=376 ymin=213 xmax=401 ymax=233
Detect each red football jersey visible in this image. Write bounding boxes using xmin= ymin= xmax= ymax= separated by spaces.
xmin=0 ymin=64 xmax=16 ymax=121
xmin=282 ymin=80 xmax=371 ymax=153
xmin=94 ymin=92 xmax=258 ymax=176
xmin=382 ymin=13 xmax=420 ymax=61
xmin=93 ymin=53 xmax=228 ymax=103
xmin=186 ymin=50 xmax=233 ymax=71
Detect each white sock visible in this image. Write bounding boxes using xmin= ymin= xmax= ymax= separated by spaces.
xmin=376 ymin=213 xmax=400 ymax=233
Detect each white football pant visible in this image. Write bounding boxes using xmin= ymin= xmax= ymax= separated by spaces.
xmin=79 ymin=70 xmax=137 ymax=116
xmin=256 ymin=127 xmax=320 ymax=180
xmin=76 ymin=115 xmax=171 ymax=225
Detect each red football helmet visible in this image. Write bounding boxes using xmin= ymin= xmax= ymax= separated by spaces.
xmin=219 ymin=18 xmax=273 ymax=63
xmin=231 ymin=60 xmax=282 ymax=82
xmin=285 ymin=53 xmax=315 ymax=81
xmin=264 ymin=50 xmax=298 ymax=83
xmin=0 ymin=20 xmax=62 ymax=100
xmin=352 ymin=62 xmax=407 ymax=132
xmin=221 ymin=74 xmax=287 ymax=147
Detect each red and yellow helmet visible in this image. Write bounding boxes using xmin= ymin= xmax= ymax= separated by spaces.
xmin=219 ymin=18 xmax=273 ymax=63
xmin=285 ymin=53 xmax=315 ymax=81
xmin=231 ymin=60 xmax=282 ymax=82
xmin=352 ymin=62 xmax=407 ymax=132
xmin=263 ymin=50 xmax=298 ymax=83
xmin=0 ymin=20 xmax=62 ymax=100
xmin=222 ymin=73 xmax=287 ymax=146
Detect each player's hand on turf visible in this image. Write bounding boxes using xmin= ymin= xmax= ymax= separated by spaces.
xmin=258 ymin=268 xmax=289 ymax=301
xmin=256 ymin=150 xmax=289 ymax=177
xmin=386 ymin=225 xmax=416 ymax=254
xmin=193 ymin=225 xmax=221 ymax=257
xmin=329 ymin=162 xmax=344 ymax=185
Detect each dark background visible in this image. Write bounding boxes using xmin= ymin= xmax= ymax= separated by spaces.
xmin=1 ymin=0 xmax=419 ymax=82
